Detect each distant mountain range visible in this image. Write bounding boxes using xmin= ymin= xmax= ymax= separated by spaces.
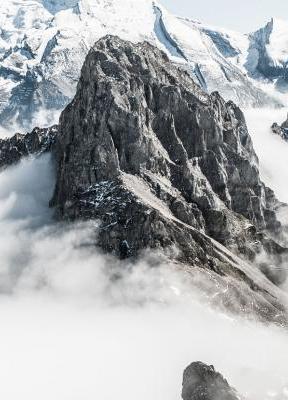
xmin=0 ymin=0 xmax=287 ymax=130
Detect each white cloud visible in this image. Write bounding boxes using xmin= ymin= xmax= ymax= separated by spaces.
xmin=245 ymin=108 xmax=288 ymax=204
xmin=0 ymin=108 xmax=61 ymax=139
xmin=0 ymin=132 xmax=288 ymax=399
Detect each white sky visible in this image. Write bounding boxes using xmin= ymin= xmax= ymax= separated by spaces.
xmin=160 ymin=0 xmax=288 ymax=32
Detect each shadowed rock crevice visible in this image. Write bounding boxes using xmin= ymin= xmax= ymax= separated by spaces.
xmin=51 ymin=36 xmax=286 ymax=276
xmin=0 ymin=125 xmax=58 ymax=170
xmin=1 ymin=35 xmax=287 ymax=322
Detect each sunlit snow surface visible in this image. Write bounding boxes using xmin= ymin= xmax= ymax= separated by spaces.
xmin=265 ymin=18 xmax=288 ymax=66
xmin=0 ymin=0 xmax=284 ymax=130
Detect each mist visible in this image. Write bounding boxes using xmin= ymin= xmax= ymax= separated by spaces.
xmin=245 ymin=108 xmax=288 ymax=204
xmin=0 ymin=108 xmax=61 ymax=139
xmin=0 ymin=115 xmax=288 ymax=399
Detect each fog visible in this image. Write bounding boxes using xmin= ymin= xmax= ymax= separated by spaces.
xmin=245 ymin=108 xmax=288 ymax=204
xmin=0 ymin=108 xmax=61 ymax=139
xmin=0 ymin=110 xmax=288 ymax=399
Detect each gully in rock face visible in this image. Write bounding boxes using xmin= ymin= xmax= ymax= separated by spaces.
xmin=1 ymin=36 xmax=287 ymax=324
xmin=0 ymin=2 xmax=288 ymax=397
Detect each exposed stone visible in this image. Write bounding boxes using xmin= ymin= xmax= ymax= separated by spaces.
xmin=271 ymin=114 xmax=288 ymax=141
xmin=0 ymin=125 xmax=58 ymax=170
xmin=50 ymin=35 xmax=287 ymax=287
xmin=182 ymin=362 xmax=241 ymax=400
xmin=0 ymin=36 xmax=287 ymax=322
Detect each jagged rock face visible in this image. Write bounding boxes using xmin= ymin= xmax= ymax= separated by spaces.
xmin=0 ymin=125 xmax=58 ymax=170
xmin=182 ymin=362 xmax=241 ymax=400
xmin=0 ymin=36 xmax=286 ymax=321
xmin=271 ymin=114 xmax=288 ymax=141
xmin=51 ymin=36 xmax=286 ymax=275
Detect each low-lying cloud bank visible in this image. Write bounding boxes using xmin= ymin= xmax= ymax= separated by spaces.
xmin=245 ymin=108 xmax=288 ymax=204
xmin=0 ymin=111 xmax=288 ymax=400
xmin=0 ymin=108 xmax=61 ymax=139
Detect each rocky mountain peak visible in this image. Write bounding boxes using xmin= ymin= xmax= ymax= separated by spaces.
xmin=46 ymin=35 xmax=287 ymax=320
xmin=52 ymin=35 xmax=276 ymax=234
xmin=0 ymin=35 xmax=287 ymax=321
xmin=271 ymin=112 xmax=288 ymax=141
xmin=247 ymin=17 xmax=288 ymax=90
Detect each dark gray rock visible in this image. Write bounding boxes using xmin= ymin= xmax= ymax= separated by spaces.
xmin=50 ymin=35 xmax=287 ymax=286
xmin=182 ymin=362 xmax=241 ymax=400
xmin=271 ymin=114 xmax=288 ymax=141
xmin=0 ymin=125 xmax=58 ymax=170
xmin=1 ymin=36 xmax=287 ymax=322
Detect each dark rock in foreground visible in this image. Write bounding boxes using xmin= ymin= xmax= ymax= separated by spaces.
xmin=0 ymin=36 xmax=287 ymax=322
xmin=0 ymin=125 xmax=58 ymax=170
xmin=51 ymin=36 xmax=287 ymax=285
xmin=48 ymin=35 xmax=288 ymax=320
xmin=182 ymin=362 xmax=241 ymax=400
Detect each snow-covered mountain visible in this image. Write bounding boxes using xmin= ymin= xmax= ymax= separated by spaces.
xmin=0 ymin=0 xmax=286 ymax=131
xmin=246 ymin=18 xmax=288 ymax=91
xmin=202 ymin=17 xmax=288 ymax=95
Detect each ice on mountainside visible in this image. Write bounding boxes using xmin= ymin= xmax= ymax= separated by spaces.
xmin=0 ymin=6 xmax=288 ymax=399
xmin=0 ymin=0 xmax=283 ymax=131
xmin=247 ymin=18 xmax=288 ymax=92
xmin=40 ymin=0 xmax=80 ymax=14
xmin=180 ymin=16 xmax=288 ymax=105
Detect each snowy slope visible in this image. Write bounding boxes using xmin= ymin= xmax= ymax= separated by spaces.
xmin=246 ymin=18 xmax=288 ymax=93
xmin=161 ymin=12 xmax=277 ymax=108
xmin=200 ymin=16 xmax=288 ymax=97
xmin=0 ymin=0 xmax=159 ymax=129
xmin=0 ymin=0 xmax=283 ymax=131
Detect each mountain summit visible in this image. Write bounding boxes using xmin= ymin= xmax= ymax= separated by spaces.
xmin=46 ymin=35 xmax=286 ymax=322
xmin=0 ymin=0 xmax=282 ymax=131
xmin=247 ymin=17 xmax=288 ymax=91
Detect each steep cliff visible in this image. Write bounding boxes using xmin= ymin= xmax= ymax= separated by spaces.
xmin=1 ymin=36 xmax=287 ymax=322
xmin=271 ymin=113 xmax=288 ymax=141
xmin=51 ymin=36 xmax=284 ymax=257
xmin=0 ymin=125 xmax=58 ymax=170
xmin=47 ymin=36 xmax=288 ymax=320
xmin=247 ymin=18 xmax=288 ymax=92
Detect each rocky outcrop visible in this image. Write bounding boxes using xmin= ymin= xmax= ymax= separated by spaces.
xmin=0 ymin=125 xmax=58 ymax=170
xmin=0 ymin=36 xmax=287 ymax=321
xmin=50 ymin=36 xmax=287 ymax=286
xmin=271 ymin=114 xmax=288 ymax=141
xmin=182 ymin=362 xmax=241 ymax=400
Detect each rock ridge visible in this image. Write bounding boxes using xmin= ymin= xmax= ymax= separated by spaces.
xmin=0 ymin=125 xmax=58 ymax=170
xmin=1 ymin=35 xmax=287 ymax=322
xmin=51 ymin=36 xmax=286 ymax=278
